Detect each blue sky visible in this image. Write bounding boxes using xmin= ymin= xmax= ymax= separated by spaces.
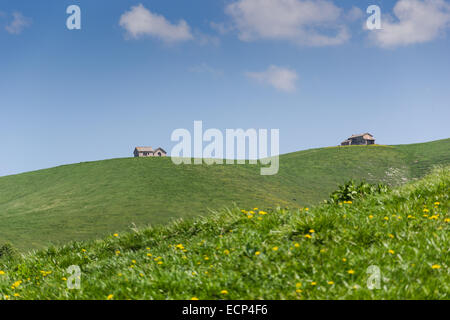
xmin=0 ymin=0 xmax=449 ymax=176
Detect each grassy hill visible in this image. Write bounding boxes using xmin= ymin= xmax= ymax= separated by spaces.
xmin=0 ymin=138 xmax=449 ymax=250
xmin=0 ymin=166 xmax=448 ymax=300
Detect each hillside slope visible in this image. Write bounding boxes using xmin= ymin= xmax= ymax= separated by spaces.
xmin=0 ymin=167 xmax=448 ymax=299
xmin=0 ymin=138 xmax=449 ymax=250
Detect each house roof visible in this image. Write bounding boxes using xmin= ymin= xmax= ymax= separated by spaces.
xmin=154 ymin=147 xmax=167 ymax=154
xmin=135 ymin=147 xmax=153 ymax=152
xmin=348 ymin=133 xmax=375 ymax=140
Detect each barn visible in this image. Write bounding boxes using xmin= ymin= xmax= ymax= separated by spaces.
xmin=341 ymin=133 xmax=375 ymax=146
xmin=133 ymin=147 xmax=167 ymax=157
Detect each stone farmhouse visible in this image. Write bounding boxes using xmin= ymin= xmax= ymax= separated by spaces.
xmin=341 ymin=133 xmax=375 ymax=146
xmin=133 ymin=147 xmax=167 ymax=157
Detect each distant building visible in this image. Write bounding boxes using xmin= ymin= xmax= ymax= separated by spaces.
xmin=341 ymin=133 xmax=375 ymax=146
xmin=133 ymin=147 xmax=167 ymax=157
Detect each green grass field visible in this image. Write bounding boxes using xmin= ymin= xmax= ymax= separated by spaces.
xmin=0 ymin=166 xmax=448 ymax=300
xmin=0 ymin=138 xmax=449 ymax=250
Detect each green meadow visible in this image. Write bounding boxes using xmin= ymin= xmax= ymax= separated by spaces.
xmin=0 ymin=166 xmax=448 ymax=299
xmin=0 ymin=138 xmax=449 ymax=250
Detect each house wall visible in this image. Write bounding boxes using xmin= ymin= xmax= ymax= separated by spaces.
xmin=350 ymin=137 xmax=367 ymax=145
xmin=154 ymin=150 xmax=167 ymax=157
xmin=134 ymin=150 xmax=154 ymax=157
xmin=140 ymin=152 xmax=154 ymax=157
xmin=134 ymin=148 xmax=167 ymax=157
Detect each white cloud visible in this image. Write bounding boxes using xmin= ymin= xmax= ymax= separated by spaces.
xmin=370 ymin=0 xmax=450 ymax=47
xmin=245 ymin=65 xmax=298 ymax=92
xmin=119 ymin=4 xmax=193 ymax=42
xmin=5 ymin=12 xmax=31 ymax=35
xmin=346 ymin=6 xmax=364 ymax=22
xmin=195 ymin=31 xmax=220 ymax=46
xmin=225 ymin=0 xmax=350 ymax=46
xmin=189 ymin=63 xmax=224 ymax=77
xmin=210 ymin=21 xmax=233 ymax=35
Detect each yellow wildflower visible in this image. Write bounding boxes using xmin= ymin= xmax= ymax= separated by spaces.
xmin=431 ymin=265 xmax=441 ymax=269
xmin=107 ymin=294 xmax=114 ymax=300
xmin=348 ymin=270 xmax=355 ymax=274
xmin=221 ymin=290 xmax=228 ymax=295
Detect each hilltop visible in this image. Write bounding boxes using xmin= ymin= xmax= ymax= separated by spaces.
xmin=0 ymin=166 xmax=448 ymax=299
xmin=0 ymin=138 xmax=449 ymax=250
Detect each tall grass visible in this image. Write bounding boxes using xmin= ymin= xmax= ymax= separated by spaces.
xmin=0 ymin=167 xmax=448 ymax=300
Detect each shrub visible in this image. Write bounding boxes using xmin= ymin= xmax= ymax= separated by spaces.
xmin=327 ymin=180 xmax=390 ymax=204
xmin=0 ymin=242 xmax=18 ymax=260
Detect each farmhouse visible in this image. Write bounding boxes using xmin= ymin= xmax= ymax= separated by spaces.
xmin=133 ymin=147 xmax=167 ymax=157
xmin=341 ymin=133 xmax=375 ymax=146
